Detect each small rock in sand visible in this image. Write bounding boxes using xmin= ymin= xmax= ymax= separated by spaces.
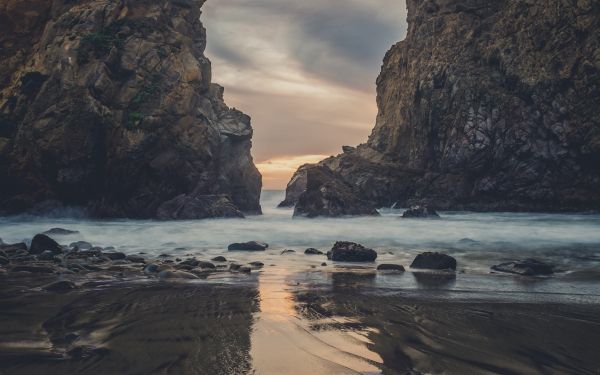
xmin=228 ymin=241 xmax=268 ymax=251
xmin=305 ymin=248 xmax=323 ymax=255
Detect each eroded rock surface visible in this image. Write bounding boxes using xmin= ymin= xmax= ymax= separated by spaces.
xmin=0 ymin=0 xmax=261 ymax=218
xmin=284 ymin=0 xmax=600 ymax=212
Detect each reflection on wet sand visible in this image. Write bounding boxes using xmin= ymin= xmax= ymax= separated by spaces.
xmin=0 ymin=281 xmax=259 ymax=375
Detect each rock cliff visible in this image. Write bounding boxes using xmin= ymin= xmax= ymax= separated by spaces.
xmin=283 ymin=0 xmax=600 ymax=212
xmin=0 ymin=0 xmax=262 ymax=218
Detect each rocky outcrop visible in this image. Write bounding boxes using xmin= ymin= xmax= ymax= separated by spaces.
xmin=0 ymin=0 xmax=261 ymax=218
xmin=284 ymin=0 xmax=600 ymax=212
xmin=292 ymin=165 xmax=379 ymax=218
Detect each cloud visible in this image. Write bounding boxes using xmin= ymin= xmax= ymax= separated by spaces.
xmin=202 ymin=0 xmax=407 ymax=187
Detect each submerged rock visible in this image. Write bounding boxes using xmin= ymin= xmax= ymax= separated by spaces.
xmin=293 ymin=166 xmax=379 ymax=218
xmin=410 ymin=252 xmax=457 ymax=271
xmin=43 ymin=280 xmax=76 ymax=293
xmin=327 ymin=241 xmax=377 ymax=262
xmin=491 ymin=259 xmax=554 ymax=276
xmin=377 ymin=264 xmax=406 ymax=272
xmin=228 ymin=241 xmax=268 ymax=251
xmin=402 ymin=206 xmax=440 ymax=218
xmin=30 ymin=234 xmax=63 ymax=255
xmin=43 ymin=228 xmax=79 ymax=235
xmin=305 ymin=248 xmax=323 ymax=255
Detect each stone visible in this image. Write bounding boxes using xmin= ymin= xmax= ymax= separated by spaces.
xmin=0 ymin=0 xmax=262 ymax=219
xmin=211 ymin=256 xmax=227 ymax=262
xmin=179 ymin=259 xmax=199 ymax=267
xmin=282 ymin=0 xmax=600 ymax=212
xmin=401 ymin=206 xmax=440 ymax=218
xmin=229 ymin=264 xmax=241 ymax=271
xmin=305 ymin=248 xmax=323 ymax=255
xmin=228 ymin=241 xmax=268 ymax=251
xmin=197 ymin=261 xmax=216 ymax=269
xmin=377 ymin=264 xmax=406 ymax=272
xmin=126 ymin=255 xmax=145 ymax=264
xmin=37 ymin=251 xmax=57 ymax=262
xmin=281 ymin=249 xmax=296 ymax=255
xmin=43 ymin=228 xmax=79 ymax=235
xmin=321 ymin=263 xmax=327 ymax=266
xmin=491 ymin=259 xmax=554 ymax=276
xmin=292 ymin=166 xmax=379 ymax=218
xmin=327 ymin=242 xmax=378 ymax=262
xmin=103 ymin=252 xmax=126 ymax=260
xmin=43 ymin=280 xmax=76 ymax=292
xmin=410 ymin=253 xmax=457 ymax=271
xmin=30 ymin=234 xmax=63 ymax=255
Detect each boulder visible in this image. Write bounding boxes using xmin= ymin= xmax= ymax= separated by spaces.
xmin=228 ymin=241 xmax=268 ymax=251
xmin=410 ymin=252 xmax=457 ymax=270
xmin=377 ymin=264 xmax=406 ymax=272
xmin=491 ymin=259 xmax=554 ymax=276
xmin=402 ymin=206 xmax=440 ymax=218
xmin=103 ymin=252 xmax=126 ymax=260
xmin=305 ymin=248 xmax=323 ymax=255
xmin=293 ymin=166 xmax=379 ymax=218
xmin=30 ymin=234 xmax=63 ymax=255
xmin=278 ymin=164 xmax=310 ymax=207
xmin=43 ymin=228 xmax=79 ymax=235
xmin=327 ymin=241 xmax=378 ymax=262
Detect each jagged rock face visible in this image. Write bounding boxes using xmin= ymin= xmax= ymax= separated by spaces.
xmin=0 ymin=0 xmax=262 ymax=218
xmin=286 ymin=0 xmax=600 ymax=212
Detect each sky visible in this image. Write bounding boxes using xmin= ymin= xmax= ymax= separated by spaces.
xmin=202 ymin=0 xmax=408 ymax=189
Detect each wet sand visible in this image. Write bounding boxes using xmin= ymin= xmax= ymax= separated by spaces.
xmin=1 ymin=269 xmax=599 ymax=375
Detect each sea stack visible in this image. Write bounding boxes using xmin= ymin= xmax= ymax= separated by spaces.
xmin=282 ymin=0 xmax=600 ymax=213
xmin=0 ymin=0 xmax=261 ymax=218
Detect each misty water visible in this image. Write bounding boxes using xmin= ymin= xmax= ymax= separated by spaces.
xmin=1 ymin=190 xmax=599 ymax=303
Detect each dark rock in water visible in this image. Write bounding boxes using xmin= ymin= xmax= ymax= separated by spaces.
xmin=305 ymin=248 xmax=323 ymax=255
xmin=11 ymin=265 xmax=55 ymax=274
xmin=410 ymin=252 xmax=457 ymax=270
xmin=228 ymin=241 xmax=268 ymax=251
xmin=293 ymin=166 xmax=379 ymax=218
xmin=180 ymin=259 xmax=200 ymax=267
xmin=321 ymin=262 xmax=327 ymax=266
xmin=327 ymin=241 xmax=377 ymax=262
xmin=491 ymin=259 xmax=554 ymax=276
xmin=37 ymin=251 xmax=57 ymax=262
xmin=30 ymin=234 xmax=63 ymax=255
xmin=43 ymin=280 xmax=76 ymax=292
xmin=70 ymin=241 xmax=92 ymax=251
xmin=249 ymin=261 xmax=264 ymax=268
xmin=229 ymin=264 xmax=242 ymax=271
xmin=211 ymin=256 xmax=227 ymax=262
xmin=377 ymin=264 xmax=406 ymax=272
xmin=103 ymin=252 xmax=126 ymax=261
xmin=126 ymin=255 xmax=146 ymax=264
xmin=156 ymin=194 xmax=245 ymax=220
xmin=198 ymin=261 xmax=216 ymax=269
xmin=281 ymin=249 xmax=296 ymax=255
xmin=402 ymin=206 xmax=440 ymax=218
xmin=43 ymin=228 xmax=79 ymax=235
